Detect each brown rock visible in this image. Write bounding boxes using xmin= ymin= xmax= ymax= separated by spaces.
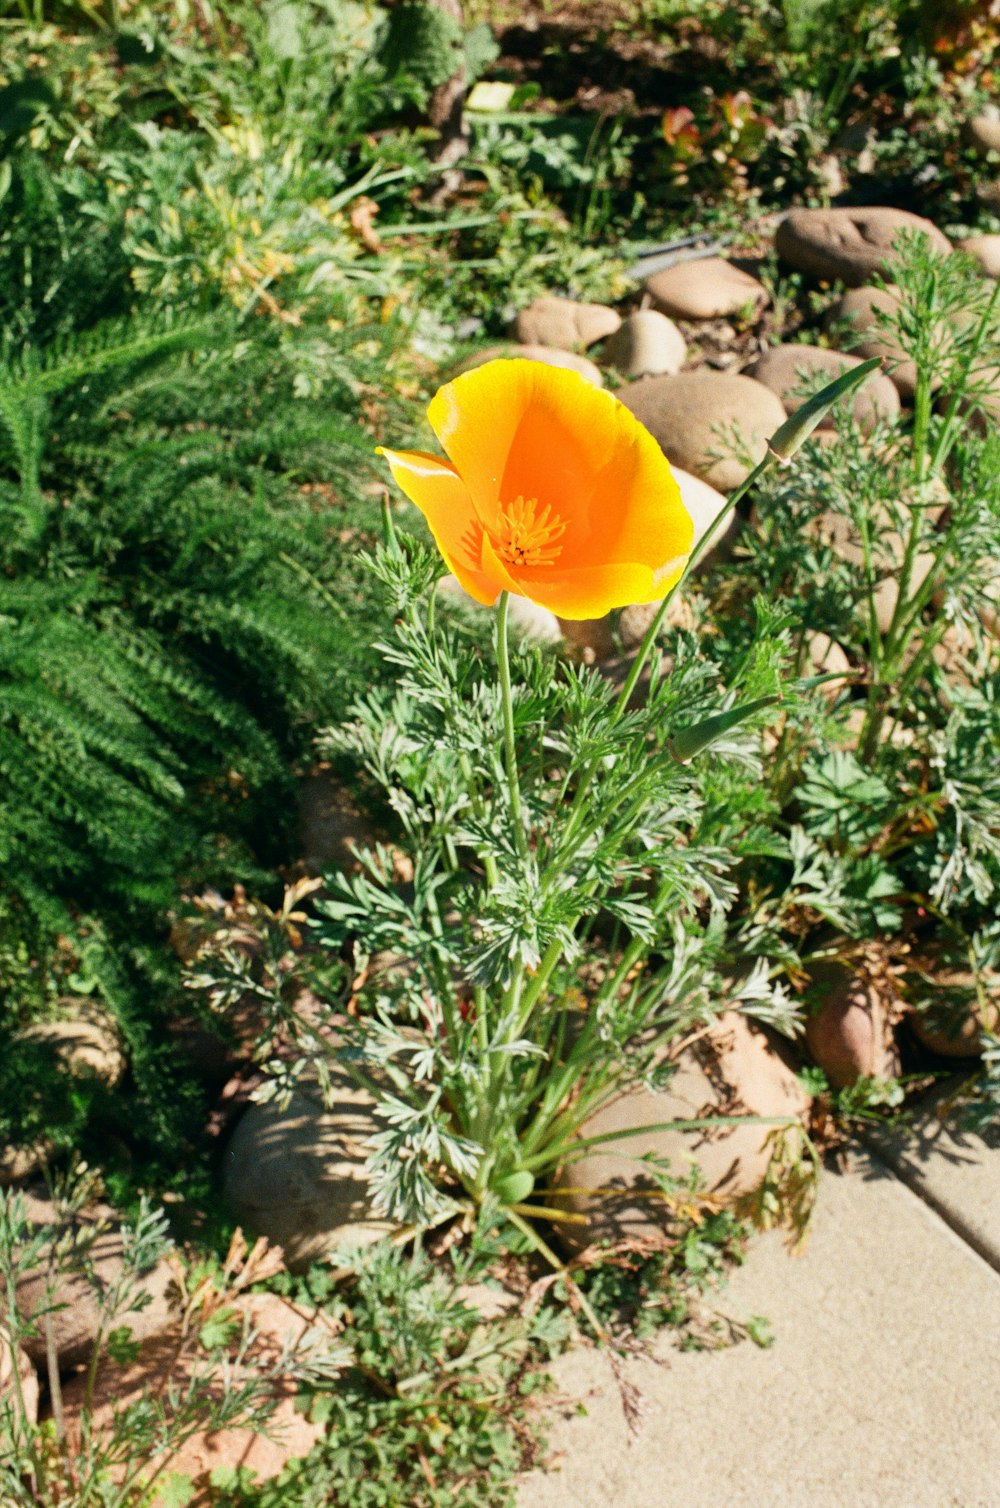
xmin=776 ymin=207 xmax=950 ymax=287
xmin=620 ymin=371 xmax=786 ymax=491
xmin=826 ymin=285 xmax=918 ymax=398
xmin=512 ymin=296 xmax=621 ymax=350
xmin=747 ymin=344 xmax=900 ymax=433
xmin=297 ymin=774 xmax=375 ymax=875
xmin=805 ymin=508 xmax=936 ymax=634
xmin=603 ymin=310 xmax=687 ymax=377
xmin=0 ymin=1141 xmax=52 ymax=1188
xmin=645 ymin=258 xmax=768 ymax=321
xmin=11 ymin=1192 xmax=180 ymax=1370
xmin=61 ymin=1291 xmax=331 ymax=1500
xmin=958 ymin=234 xmax=1000 ymax=278
xmin=805 ymin=962 xmax=901 ymax=1089
xmin=224 ymin=1063 xmax=396 ymax=1272
xmin=556 ymin=614 xmax=616 ymax=660
xmin=19 ymin=1000 xmax=125 ymax=1090
xmin=0 ymin=1323 xmax=38 ymax=1430
xmin=807 ymin=633 xmax=852 ymax=702
xmin=558 ymin=1013 xmax=809 ymax=1248
xmin=965 ymin=107 xmax=1000 ymax=156
xmin=907 ymin=966 xmax=1000 ymax=1058
xmin=458 ymin=344 xmax=603 ymax=386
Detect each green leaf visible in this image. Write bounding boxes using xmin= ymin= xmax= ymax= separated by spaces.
xmin=155 ymin=1474 xmax=196 ymax=1508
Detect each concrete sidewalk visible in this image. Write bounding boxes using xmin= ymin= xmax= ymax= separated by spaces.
xmin=517 ymin=1138 xmax=1000 ymax=1508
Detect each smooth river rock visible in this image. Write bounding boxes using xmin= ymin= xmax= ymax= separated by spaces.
xmin=9 ymin=1190 xmax=180 ymax=1370
xmin=776 ymin=207 xmax=951 ymax=287
xmin=826 ymin=284 xmax=918 ymax=398
xmin=645 ymin=257 xmax=769 ymax=320
xmin=805 ymin=962 xmax=901 ymax=1089
xmin=619 ymin=371 xmax=786 ymax=491
xmin=746 ymin=344 xmax=900 ymax=433
xmin=603 ymin=310 xmax=687 ymax=377
xmin=512 ymin=296 xmax=621 ymax=350
xmin=957 ymin=234 xmax=1000 ymax=278
xmin=965 ymin=106 xmax=1000 ymax=156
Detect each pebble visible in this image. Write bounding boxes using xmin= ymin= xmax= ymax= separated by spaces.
xmin=775 ymin=206 xmax=950 ymax=287
xmin=957 ymin=234 xmax=1000 ymax=277
xmin=619 ymin=370 xmax=787 ymax=491
xmin=805 ymin=508 xmax=935 ymax=634
xmin=746 ymin=343 xmax=900 ymax=433
xmin=965 ymin=106 xmax=1000 ymax=156
xmin=905 ymin=962 xmax=1000 ymax=1059
xmin=297 ymin=773 xmax=377 ymax=875
xmin=18 ymin=1000 xmax=125 ymax=1090
xmin=511 ymin=296 xmax=621 ymax=350
xmin=458 ymin=343 xmax=603 ymax=385
xmin=603 ymin=310 xmax=687 ymax=377
xmin=61 ymin=1291 xmax=330 ymax=1494
xmin=0 ymin=1323 xmax=38 ymax=1429
xmin=645 ymin=256 xmax=768 ymax=321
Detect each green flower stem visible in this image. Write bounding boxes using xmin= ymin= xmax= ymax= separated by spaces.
xmin=503 ymin=1207 xmax=609 ymax=1342
xmin=496 ymin=591 xmax=529 ymax=864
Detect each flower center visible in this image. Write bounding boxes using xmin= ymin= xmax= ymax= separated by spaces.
xmin=493 ymin=495 xmax=567 ymax=569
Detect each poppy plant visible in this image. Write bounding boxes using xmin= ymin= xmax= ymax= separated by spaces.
xmin=378 ymin=359 xmax=694 ymax=620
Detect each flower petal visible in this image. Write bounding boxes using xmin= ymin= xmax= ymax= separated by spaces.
xmin=377 ymin=447 xmax=505 ymax=605
xmin=512 ymin=556 xmax=687 ymax=620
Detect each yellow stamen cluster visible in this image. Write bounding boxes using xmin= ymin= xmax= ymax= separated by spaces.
xmin=493 ymin=495 xmax=567 ymax=568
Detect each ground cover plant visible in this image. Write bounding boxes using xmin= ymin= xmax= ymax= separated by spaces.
xmin=1 ymin=0 xmax=999 ymax=1503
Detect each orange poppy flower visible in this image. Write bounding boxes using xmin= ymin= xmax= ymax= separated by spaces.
xmin=378 ymin=359 xmax=693 ymax=620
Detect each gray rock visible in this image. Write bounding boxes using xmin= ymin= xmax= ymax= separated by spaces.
xmin=603 ymin=310 xmax=687 ymax=377
xmin=826 ymin=284 xmax=919 ymax=398
xmin=776 ymin=207 xmax=951 ymax=286
xmin=957 ymin=234 xmax=1000 ymax=277
xmin=458 ymin=344 xmax=603 ymax=386
xmin=620 ymin=371 xmax=787 ymax=491
xmin=965 ymin=105 xmax=1000 ymax=156
xmin=645 ymin=257 xmax=768 ymax=320
xmin=9 ymin=1191 xmax=180 ymax=1370
xmin=224 ymin=1063 xmax=396 ymax=1272
xmin=746 ymin=343 xmax=900 ymax=433
xmin=511 ymin=296 xmax=621 ymax=350
xmin=557 ymin=1012 xmax=809 ymax=1250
